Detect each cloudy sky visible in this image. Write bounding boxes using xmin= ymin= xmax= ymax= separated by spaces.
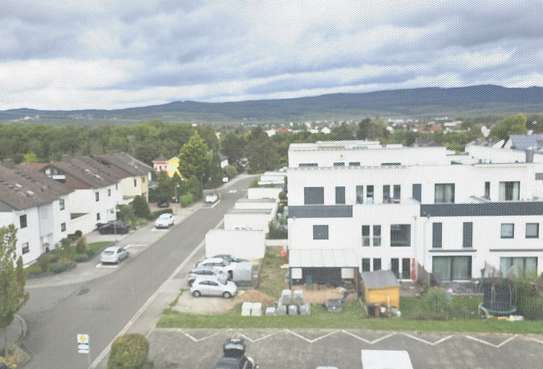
xmin=1 ymin=0 xmax=542 ymax=109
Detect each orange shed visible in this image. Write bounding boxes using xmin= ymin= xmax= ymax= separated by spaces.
xmin=361 ymin=270 xmax=400 ymax=307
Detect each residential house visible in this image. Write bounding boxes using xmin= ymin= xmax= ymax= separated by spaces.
xmin=287 ymin=140 xmax=543 ymax=285
xmin=152 ymin=156 xmax=180 ymax=178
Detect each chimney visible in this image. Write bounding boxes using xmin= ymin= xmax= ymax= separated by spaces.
xmin=525 ymin=149 xmax=534 ymax=163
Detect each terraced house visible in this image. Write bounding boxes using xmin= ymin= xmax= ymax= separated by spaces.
xmin=287 ymin=140 xmax=543 ymax=285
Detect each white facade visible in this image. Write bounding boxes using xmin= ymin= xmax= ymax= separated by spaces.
xmin=247 ymin=187 xmax=282 ymax=200
xmin=224 ymin=209 xmax=273 ymax=233
xmin=66 ymin=185 xmax=121 ymax=234
xmin=0 ymin=208 xmax=41 ymax=265
xmin=205 ymin=229 xmax=265 ymax=260
xmin=287 ymin=141 xmax=543 ymax=283
xmin=234 ymin=198 xmax=278 ymax=217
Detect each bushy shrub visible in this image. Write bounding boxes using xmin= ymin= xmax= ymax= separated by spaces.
xmin=75 ymin=237 xmax=87 ymax=254
xmin=74 ymin=253 xmax=90 ymax=263
xmin=223 ymin=164 xmax=238 ymax=179
xmin=151 ymin=209 xmax=173 ymax=218
xmin=48 ymin=258 xmax=76 ymax=274
xmin=25 ymin=262 xmax=43 ymax=277
xmin=132 ymin=195 xmax=152 ymax=219
xmin=414 ymin=288 xmax=452 ymax=320
xmin=36 ymin=253 xmax=59 ymax=272
xmin=513 ymin=278 xmax=543 ymax=320
xmin=267 ymin=221 xmax=287 ymax=239
xmin=107 ymin=334 xmax=151 ymax=369
xmin=180 ymin=193 xmax=193 ymax=207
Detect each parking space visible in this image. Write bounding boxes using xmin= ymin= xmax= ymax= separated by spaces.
xmin=148 ymin=328 xmax=543 ymax=369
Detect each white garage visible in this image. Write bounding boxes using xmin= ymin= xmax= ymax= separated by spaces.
xmin=205 ymin=229 xmax=266 ymax=260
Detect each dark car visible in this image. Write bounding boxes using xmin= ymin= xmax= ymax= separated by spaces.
xmin=157 ymin=199 xmax=170 ymax=208
xmin=214 ymin=339 xmax=258 ymax=369
xmin=97 ymin=221 xmax=129 ymax=235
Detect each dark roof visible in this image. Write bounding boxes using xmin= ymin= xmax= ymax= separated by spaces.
xmin=361 ymin=271 xmax=399 ymax=289
xmin=421 ymin=202 xmax=543 ymax=217
xmin=46 ymin=157 xmax=121 ymax=189
xmin=288 ymin=205 xmax=353 ymax=218
xmin=95 ymin=153 xmax=152 ymax=177
xmin=0 ymin=164 xmax=71 ymax=211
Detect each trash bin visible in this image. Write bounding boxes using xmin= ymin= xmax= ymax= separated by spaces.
xmin=367 ymin=304 xmax=375 ymax=317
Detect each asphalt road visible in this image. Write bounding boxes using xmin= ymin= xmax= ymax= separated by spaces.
xmin=20 ymin=177 xmax=254 ymax=369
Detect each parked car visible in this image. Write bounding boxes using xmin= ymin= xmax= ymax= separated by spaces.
xmin=195 ymin=257 xmax=252 ymax=282
xmin=100 ymin=246 xmax=129 ymax=264
xmin=157 ymin=199 xmax=170 ymax=208
xmin=155 ymin=213 xmax=174 ymax=229
xmin=187 ymin=267 xmax=226 ymax=286
xmin=190 ymin=278 xmax=237 ymax=298
xmin=214 ymin=338 xmax=258 ymax=369
xmin=97 ymin=221 xmax=129 ymax=234
xmin=205 ymin=192 xmax=219 ymax=204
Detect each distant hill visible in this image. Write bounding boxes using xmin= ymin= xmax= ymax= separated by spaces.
xmin=1 ymin=85 xmax=542 ymax=124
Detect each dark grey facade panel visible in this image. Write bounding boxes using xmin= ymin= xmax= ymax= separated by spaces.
xmin=289 ymin=205 xmax=353 ymax=218
xmin=428 ymin=248 xmax=477 ymax=253
xmin=420 ymin=202 xmax=543 ymax=217
xmin=489 ymin=248 xmax=543 ymax=252
xmin=536 ymin=173 xmax=543 ymax=180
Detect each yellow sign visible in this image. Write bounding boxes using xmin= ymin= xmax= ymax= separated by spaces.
xmin=77 ymin=334 xmax=89 ymax=345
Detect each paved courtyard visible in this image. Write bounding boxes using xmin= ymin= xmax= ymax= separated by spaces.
xmin=149 ymin=328 xmax=543 ymax=369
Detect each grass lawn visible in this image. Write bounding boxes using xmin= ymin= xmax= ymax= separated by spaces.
xmin=158 ymin=298 xmax=543 ymax=334
xmin=86 ymin=241 xmax=114 ymax=258
xmin=257 ymin=247 xmax=288 ymax=299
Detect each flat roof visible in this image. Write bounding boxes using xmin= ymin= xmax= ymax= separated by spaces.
xmin=227 ymin=208 xmax=273 ymax=214
xmin=236 ymin=198 xmax=277 ymax=203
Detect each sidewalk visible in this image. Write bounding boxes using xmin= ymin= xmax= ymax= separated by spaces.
xmin=26 ymin=201 xmax=205 ymax=289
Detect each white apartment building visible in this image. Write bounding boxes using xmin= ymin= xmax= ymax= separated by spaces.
xmin=0 ymin=165 xmax=72 ymax=265
xmin=287 ymin=141 xmax=543 ymax=285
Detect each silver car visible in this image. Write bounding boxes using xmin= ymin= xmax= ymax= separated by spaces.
xmin=190 ymin=278 xmax=237 ymax=298
xmin=100 ymin=246 xmax=129 ymax=264
xmin=187 ymin=267 xmax=226 ymax=287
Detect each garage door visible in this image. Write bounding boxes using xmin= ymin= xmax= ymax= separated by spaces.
xmin=303 ymin=268 xmax=342 ymax=285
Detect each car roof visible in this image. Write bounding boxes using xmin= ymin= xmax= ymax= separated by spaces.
xmin=158 ymin=213 xmax=172 ymax=217
xmin=201 ymin=257 xmax=226 ymax=263
xmin=103 ymin=246 xmax=121 ymax=252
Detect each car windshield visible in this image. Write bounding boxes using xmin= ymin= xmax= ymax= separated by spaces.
xmin=103 ymin=250 xmax=115 ymax=255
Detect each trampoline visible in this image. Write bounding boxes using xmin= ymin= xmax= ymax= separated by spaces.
xmin=479 ymin=278 xmax=517 ymax=317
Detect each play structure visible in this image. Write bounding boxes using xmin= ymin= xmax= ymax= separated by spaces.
xmin=479 ymin=278 xmax=517 ymax=318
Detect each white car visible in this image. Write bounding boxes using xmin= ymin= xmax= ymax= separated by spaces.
xmin=155 ymin=213 xmax=174 ymax=229
xmin=195 ymin=257 xmax=253 ymax=282
xmin=190 ymin=278 xmax=237 ymax=298
xmin=187 ymin=267 xmax=226 ymax=286
xmin=205 ymin=193 xmax=219 ymax=204
xmin=100 ymin=246 xmax=129 ymax=264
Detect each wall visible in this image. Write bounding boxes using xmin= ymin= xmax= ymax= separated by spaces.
xmin=234 ymin=200 xmax=278 ymax=217
xmin=118 ymin=175 xmax=149 ymax=204
xmin=247 ymin=187 xmax=282 ymax=200
xmin=224 ymin=212 xmax=272 ymax=232
xmin=67 ymin=184 xmax=120 ymax=234
xmin=1 ymin=208 xmax=43 ymax=265
xmin=205 ymin=229 xmax=265 ymax=260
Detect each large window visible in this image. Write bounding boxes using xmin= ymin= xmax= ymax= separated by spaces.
xmin=373 ymin=225 xmax=381 ymax=247
xmin=391 ymin=258 xmax=399 ymax=278
xmin=402 ymin=258 xmax=411 ymax=279
xmin=390 ymin=224 xmax=411 ymax=247
xmin=362 ymin=258 xmax=371 ymax=272
xmin=500 ymin=257 xmax=538 ymax=278
xmin=361 ymin=226 xmax=370 ymax=247
xmin=434 ymin=183 xmax=455 ymax=203
xmin=372 ymin=258 xmax=381 ymax=271
xmin=432 ymin=256 xmax=472 ymax=281
xmin=393 ymin=185 xmax=401 ymax=202
xmin=412 ymin=183 xmax=422 ymax=202
xmin=19 ymin=215 xmax=27 ymax=229
xmin=526 ymin=223 xmax=539 ymax=239
xmin=463 ymin=222 xmax=473 ymax=248
xmin=356 ymin=185 xmax=364 ymax=204
xmin=313 ymin=225 xmax=329 ymax=240
xmin=366 ymin=185 xmax=374 ymax=203
xmin=335 ymin=186 xmax=345 ymax=204
xmin=501 ymin=223 xmax=514 ymax=239
xmin=382 ymin=185 xmax=401 ymax=203
xmin=432 ymin=222 xmax=442 ymax=248
xmin=499 ymin=181 xmax=520 ymax=201
xmin=383 ymin=185 xmax=391 ymax=203
xmin=304 ymin=187 xmax=324 ymax=205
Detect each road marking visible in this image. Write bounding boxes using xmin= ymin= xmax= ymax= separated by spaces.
xmin=400 ymin=333 xmax=453 ymax=346
xmin=341 ymin=330 xmax=396 ymax=344
xmin=285 ymin=329 xmax=340 ymax=343
xmin=465 ymin=334 xmax=517 ymax=348
xmin=90 ymin=220 xmax=224 ymax=369
xmin=211 ymin=200 xmax=221 ymax=208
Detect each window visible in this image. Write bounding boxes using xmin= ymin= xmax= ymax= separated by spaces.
xmin=96 ymin=213 xmax=101 ymax=221
xmin=434 ymin=183 xmax=455 ymax=203
xmin=133 ymin=178 xmax=137 ymax=187
xmin=366 ymin=185 xmax=374 ymax=203
xmin=313 ymin=225 xmax=329 ymax=240
xmin=412 ymin=184 xmax=422 ymax=202
xmin=362 ymin=258 xmax=371 ymax=272
xmin=349 ymin=162 xmax=360 ymax=167
xmin=393 ymin=185 xmax=401 ymax=202
xmin=484 ymin=181 xmax=490 ymax=199
xmin=61 ymin=222 xmax=66 ymax=232
xmin=373 ymin=225 xmax=381 ymax=247
xmin=402 ymin=258 xmax=411 ymax=279
xmin=335 ymin=186 xmax=345 ymax=204
xmin=432 ymin=256 xmax=472 ymax=281
xmin=21 ymin=242 xmax=30 ymax=255
xmin=500 ymin=257 xmax=538 ymax=278
xmin=333 ymin=162 xmax=345 ymax=167
xmin=463 ymin=222 xmax=473 ymax=248
xmin=373 ymin=258 xmax=381 ymax=271
xmin=526 ymin=223 xmax=539 ymax=239
xmin=95 ymin=192 xmax=100 ymax=202
xmin=390 ymin=224 xmax=411 ymax=246
xmin=356 ymin=185 xmax=364 ymax=204
xmin=501 ymin=223 xmax=514 ymax=239
xmin=108 ymin=188 xmax=112 ymax=197
xmin=115 ymin=183 xmax=119 ymax=190
xmin=59 ymin=199 xmax=65 ymax=211
xmin=19 ymin=215 xmax=27 ymax=229
xmin=299 ymin=163 xmax=318 ymax=167
xmin=391 ymin=258 xmax=399 ymax=278
xmin=304 ymin=187 xmax=324 ymax=205
xmin=383 ymin=185 xmax=391 ymax=203
xmin=362 ymin=225 xmax=370 ymax=246
xmin=432 ymin=222 xmax=442 ymax=248
xmin=499 ymin=181 xmax=520 ymax=201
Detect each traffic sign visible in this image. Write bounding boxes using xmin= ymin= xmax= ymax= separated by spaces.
xmin=77 ymin=334 xmax=90 ymax=354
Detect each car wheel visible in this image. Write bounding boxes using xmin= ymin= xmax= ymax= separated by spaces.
xmin=192 ymin=290 xmax=201 ymax=297
xmin=222 ymin=292 xmax=232 ymax=299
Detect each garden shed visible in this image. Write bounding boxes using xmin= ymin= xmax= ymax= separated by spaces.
xmin=361 ymin=270 xmax=400 ymax=307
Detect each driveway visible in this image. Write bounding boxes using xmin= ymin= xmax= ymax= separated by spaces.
xmin=148 ymin=328 xmax=543 ymax=369
xmin=19 ymin=176 xmax=256 ymax=369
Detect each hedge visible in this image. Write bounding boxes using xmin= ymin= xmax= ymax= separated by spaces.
xmin=107 ymin=334 xmax=151 ymax=369
xmin=48 ymin=258 xmax=76 ymax=274
xmin=151 ymin=208 xmax=173 ymax=219
xmin=180 ymin=193 xmax=193 ymax=207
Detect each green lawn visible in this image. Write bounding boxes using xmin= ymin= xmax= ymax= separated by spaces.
xmin=158 ymin=299 xmax=543 ymax=334
xmin=86 ymin=241 xmax=114 ymax=258
xmin=257 ymin=247 xmax=288 ymax=299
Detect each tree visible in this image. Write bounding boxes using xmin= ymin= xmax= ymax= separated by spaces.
xmin=331 ymin=123 xmax=355 ymax=140
xmin=132 ymin=196 xmax=151 ymax=219
xmin=490 ymin=114 xmax=528 ymax=140
xmin=23 ymin=151 xmax=39 ymax=163
xmin=154 ymin=172 xmax=175 ymax=202
xmin=108 ymin=334 xmax=151 ymax=369
xmin=356 ymin=118 xmax=388 ymax=140
xmin=178 ymin=132 xmax=210 ymax=184
xmin=0 ymin=226 xmax=27 ymax=355
xmin=245 ymin=128 xmax=279 ymax=173
xmin=221 ymin=133 xmax=246 ymax=167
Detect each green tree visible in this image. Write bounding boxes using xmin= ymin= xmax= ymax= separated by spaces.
xmin=356 ymin=118 xmax=388 ymax=140
xmin=23 ymin=151 xmax=39 ymax=163
xmin=179 ymin=132 xmax=210 ymax=184
xmin=221 ymin=133 xmax=246 ymax=167
xmin=490 ymin=113 xmax=528 ymax=140
xmin=154 ymin=172 xmax=175 ymax=202
xmin=107 ymin=334 xmax=151 ymax=369
xmin=331 ymin=123 xmax=355 ymax=140
xmin=245 ymin=128 xmax=279 ymax=173
xmin=0 ymin=226 xmax=27 ymax=355
xmin=132 ymin=195 xmax=151 ymax=219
